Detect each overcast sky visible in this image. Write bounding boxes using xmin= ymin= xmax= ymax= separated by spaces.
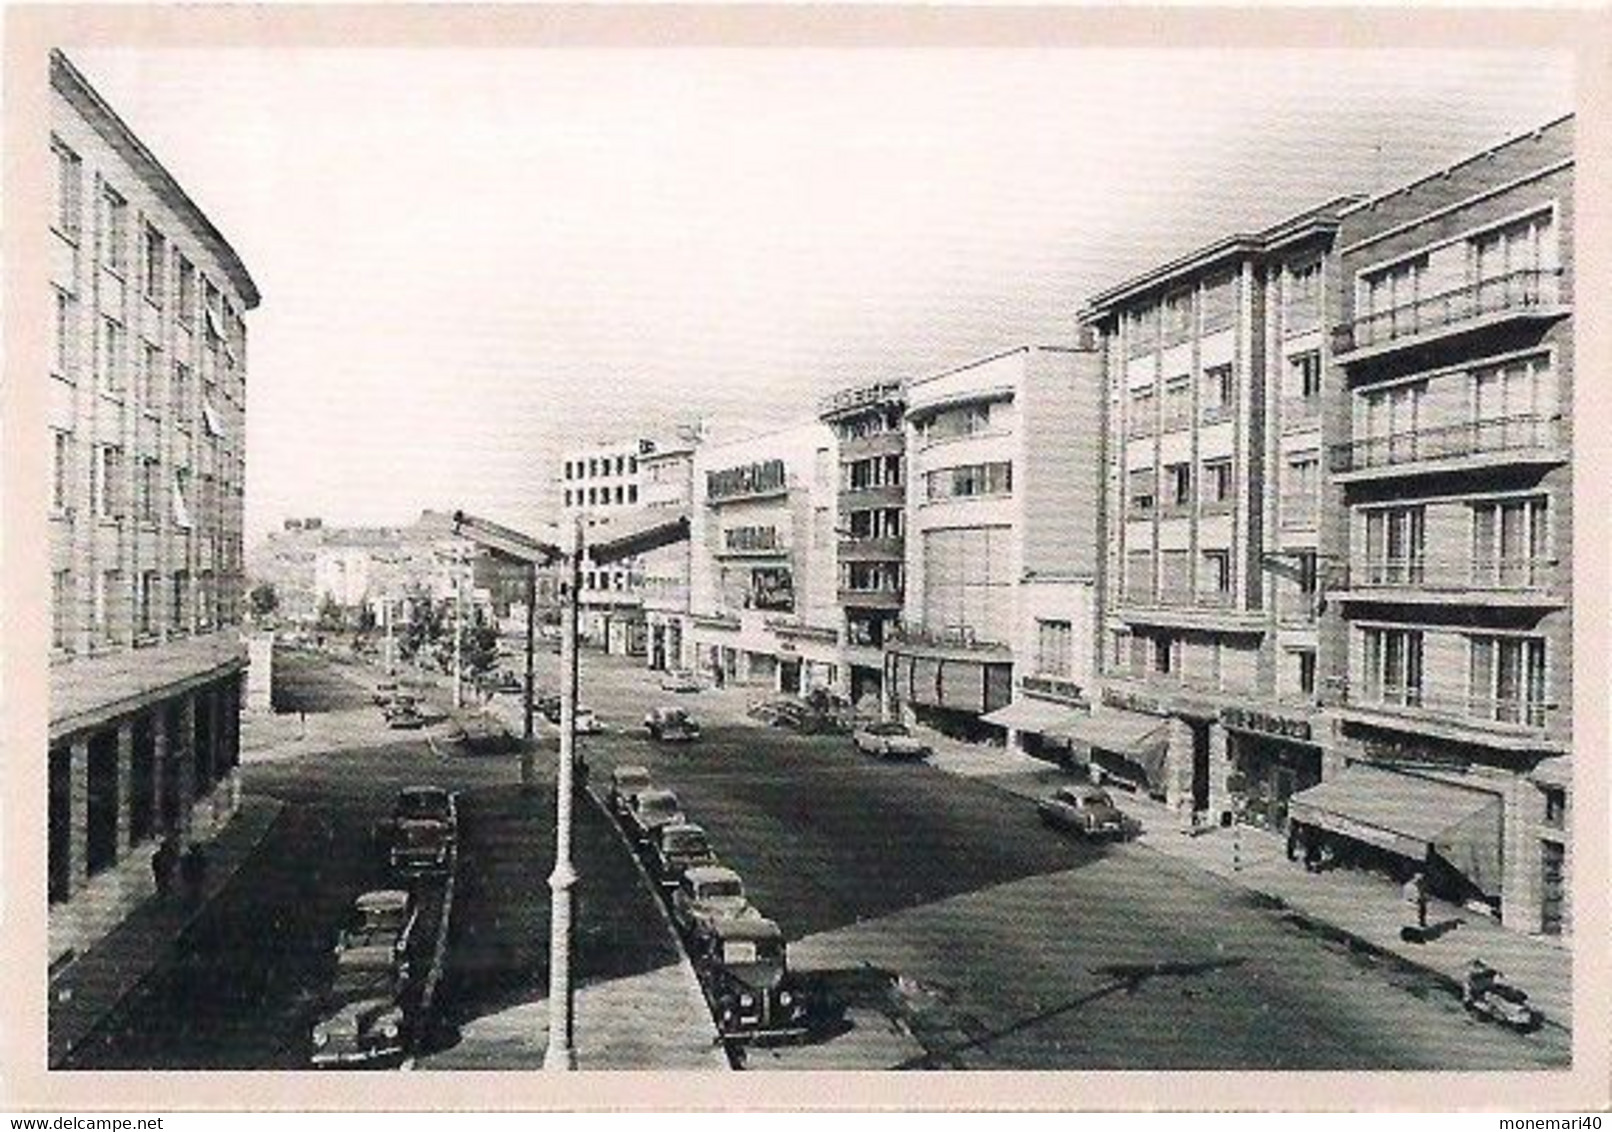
xmin=68 ymin=47 xmax=1571 ymax=546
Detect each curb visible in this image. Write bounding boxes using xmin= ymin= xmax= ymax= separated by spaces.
xmin=585 ymin=782 xmax=732 ymax=1070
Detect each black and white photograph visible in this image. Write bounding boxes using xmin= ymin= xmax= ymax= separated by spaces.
xmin=5 ymin=3 xmax=1608 ymax=1116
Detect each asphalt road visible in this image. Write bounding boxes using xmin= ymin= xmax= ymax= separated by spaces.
xmin=562 ymin=649 xmax=1570 ymax=1071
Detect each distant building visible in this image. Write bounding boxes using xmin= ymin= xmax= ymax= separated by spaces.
xmin=818 ymin=379 xmax=907 ymax=709
xmin=687 ymin=421 xmax=840 ymax=694
xmin=558 ymin=437 xmax=655 ymax=655
xmin=639 ymin=441 xmax=698 ymax=671
xmin=1322 ymin=116 xmax=1574 ymax=936
xmin=47 ymin=51 xmax=260 ymax=963
xmin=888 ymin=346 xmax=1103 ymax=746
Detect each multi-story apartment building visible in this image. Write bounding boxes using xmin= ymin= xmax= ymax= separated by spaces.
xmin=48 ymin=51 xmax=260 ymax=963
xmin=818 ymin=380 xmax=906 ymax=709
xmin=1314 ymin=116 xmax=1573 ymax=935
xmin=687 ymin=421 xmax=840 ymax=694
xmin=639 ymin=440 xmax=698 ymax=671
xmin=1079 ymin=200 xmax=1357 ymax=819
xmin=559 ymin=437 xmax=652 ymax=654
xmin=888 ymin=346 xmax=1102 ymax=749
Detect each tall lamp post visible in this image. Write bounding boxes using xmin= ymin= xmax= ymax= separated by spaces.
xmin=451 ymin=508 xmax=689 ymax=1070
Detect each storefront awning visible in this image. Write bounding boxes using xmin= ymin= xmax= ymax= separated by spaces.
xmin=981 ymin=698 xmax=1087 ymax=735
xmin=1050 ymin=707 xmax=1171 ymax=789
xmin=1289 ymin=765 xmax=1503 ymax=897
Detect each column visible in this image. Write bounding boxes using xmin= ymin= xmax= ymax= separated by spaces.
xmin=1164 ymin=716 xmax=1195 ymax=815
xmin=115 ymin=719 xmax=134 ymax=855
xmin=69 ymin=738 xmax=90 ymax=892
xmin=174 ymin=695 xmax=196 ymax=845
xmin=1207 ymin=723 xmax=1235 ymax=821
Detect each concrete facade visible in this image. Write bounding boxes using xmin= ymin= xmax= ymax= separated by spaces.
xmin=558 ymin=437 xmax=654 ymax=654
xmin=687 ymin=421 xmax=841 ymax=695
xmin=47 ymin=50 xmax=258 ymax=964
xmin=1325 ymin=116 xmax=1574 ymax=937
xmin=639 ymin=443 xmax=697 ymax=672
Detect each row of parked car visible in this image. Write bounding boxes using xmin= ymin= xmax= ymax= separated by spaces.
xmin=607 ymin=765 xmax=813 ymax=1042
xmin=309 ymin=785 xmax=459 ymax=1067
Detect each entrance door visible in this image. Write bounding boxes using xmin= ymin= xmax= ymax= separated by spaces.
xmin=1191 ymin=722 xmax=1211 ymax=815
xmin=779 ymin=659 xmax=802 ymax=695
xmin=1540 ymin=840 xmax=1565 ymax=935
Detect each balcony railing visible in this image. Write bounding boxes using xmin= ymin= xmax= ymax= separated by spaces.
xmin=1339 ymin=681 xmax=1552 ymax=730
xmin=1329 ymin=413 xmax=1563 ymax=475
xmin=1333 ymin=268 xmax=1563 ymax=356
xmin=1341 ymin=557 xmax=1559 ymax=594
xmin=887 ymin=620 xmax=1008 ymax=652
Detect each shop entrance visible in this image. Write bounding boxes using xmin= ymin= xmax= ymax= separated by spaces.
xmin=779 ymin=658 xmax=802 ymax=694
xmin=1229 ymin=732 xmax=1322 ymax=830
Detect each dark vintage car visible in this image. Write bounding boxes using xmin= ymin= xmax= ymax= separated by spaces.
xmin=1037 ymin=784 xmax=1128 ymax=840
xmin=671 ymin=864 xmax=759 ymax=941
xmin=623 ymin=787 xmax=685 ymax=845
xmin=309 ymin=965 xmax=407 ymax=1067
xmin=851 ymin=720 xmax=931 ymax=761
xmin=644 ymin=707 xmax=701 ymax=743
xmin=659 ymin=670 xmax=703 ymax=694
xmin=698 ymin=916 xmax=809 ymax=1041
xmin=648 ymin=821 xmax=717 ymax=888
xmin=333 ymin=889 xmax=417 ymax=981
xmin=386 ymin=786 xmax=458 ymax=877
xmin=372 ymin=681 xmax=400 ymax=706
xmin=608 ymin=765 xmax=654 ymax=817
xmin=386 ymin=704 xmax=427 ymax=730
xmin=490 ymin=670 xmax=524 ymax=694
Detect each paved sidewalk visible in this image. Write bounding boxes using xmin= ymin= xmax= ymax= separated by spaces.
xmin=47 ymin=796 xmax=285 ymax=1068
xmin=910 ymin=724 xmax=1574 ymax=1036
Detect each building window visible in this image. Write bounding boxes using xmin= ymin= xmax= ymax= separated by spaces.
xmin=1201 ymin=364 xmax=1233 ymax=419
xmin=1289 ymin=351 xmax=1322 ymax=408
xmin=1286 ymin=260 xmax=1322 ymax=329
xmin=1161 ymin=290 xmax=1191 ymax=343
xmin=172 ymin=571 xmax=191 ymax=629
xmin=587 ymin=487 xmax=597 ymax=505
xmin=1201 ymin=272 xmax=1235 ymax=333
xmin=1471 ymin=209 xmax=1555 ymax=290
xmin=1282 ymin=454 xmax=1319 ymax=528
xmin=98 ymin=317 xmax=124 ymax=395
xmin=1361 ymin=505 xmax=1425 ymax=585
xmin=1201 ymin=458 xmax=1233 ymax=509
xmin=1166 ymin=462 xmax=1193 ymax=509
xmin=924 ymin=461 xmax=1012 ymax=502
xmin=1162 ymin=374 xmax=1191 ymax=430
xmin=1472 ymin=353 xmax=1556 ymax=445
xmin=628 ymin=484 xmax=638 ymax=504
xmin=1128 ymin=383 xmax=1155 ymax=436
xmin=629 ymin=455 xmax=638 ymax=474
xmin=1127 ymin=468 xmax=1155 ymax=517
xmin=1153 ymin=633 xmax=1176 ymax=676
xmin=173 ymin=362 xmax=192 ymax=428
xmin=173 ymin=468 xmax=193 ymax=529
xmin=138 ymin=570 xmax=158 ymax=637
xmin=52 ymin=430 xmax=72 ymax=513
xmin=1201 ymin=549 xmax=1232 ymax=600
xmin=1036 ymin=619 xmax=1072 ymax=678
xmin=1110 ymin=629 xmax=1131 ymax=673
xmin=1542 ymin=786 xmax=1566 ymax=830
xmin=1297 ymin=649 xmax=1317 ymax=697
xmin=52 ymin=570 xmax=73 ymax=651
xmin=95 ymin=569 xmax=120 ymax=644
xmin=143 ymin=224 xmax=167 ymax=304
xmin=563 ymin=489 xmax=572 ymax=507
xmin=91 ymin=444 xmax=122 ymax=520
xmin=1472 ymin=496 xmax=1549 ymax=589
xmin=1125 ymin=549 xmax=1153 ymax=604
xmin=1160 ymin=549 xmax=1190 ymax=604
xmin=53 ymin=138 xmax=82 ymax=237
xmin=919 ymin=402 xmax=996 ymax=446
xmin=1360 ymin=626 xmax=1423 ymax=707
xmin=53 ymin=288 xmax=74 ymax=377
xmin=138 ymin=457 xmax=159 ymax=524
xmin=100 ymin=185 xmax=128 ymax=273
xmin=1469 ymin=634 xmax=1547 ymax=727
xmin=177 ymin=256 xmax=196 ymax=324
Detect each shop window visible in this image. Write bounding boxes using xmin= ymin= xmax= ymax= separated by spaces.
xmin=1542 ymin=786 xmax=1566 ymax=830
xmin=53 ymin=138 xmax=82 ymax=237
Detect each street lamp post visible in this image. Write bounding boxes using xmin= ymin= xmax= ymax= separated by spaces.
xmin=543 ymin=512 xmax=583 ymax=1070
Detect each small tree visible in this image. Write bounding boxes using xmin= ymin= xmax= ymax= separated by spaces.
xmin=460 ymin=610 xmax=500 ymax=678
xmin=316 ymin=594 xmax=345 ymax=631
xmin=248 ymin=583 xmax=279 ymax=620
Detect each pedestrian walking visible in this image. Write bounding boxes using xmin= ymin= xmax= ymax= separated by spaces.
xmin=1402 ymin=871 xmax=1429 ymax=938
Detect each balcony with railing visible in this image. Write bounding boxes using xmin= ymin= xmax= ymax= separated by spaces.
xmin=1329 ymin=413 xmax=1565 ymax=479
xmin=1335 ymin=680 xmax=1559 ymax=749
xmin=1335 ymin=557 xmax=1563 ymax=605
xmin=837 ymin=535 xmax=905 ymax=563
xmin=1332 ymin=268 xmax=1567 ymax=361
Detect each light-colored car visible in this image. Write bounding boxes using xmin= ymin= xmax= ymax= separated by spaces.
xmin=852 ymin=720 xmax=931 ymax=761
xmin=659 ymin=670 xmax=703 ymax=693
xmin=624 ymin=787 xmax=685 ymax=844
xmin=1037 ymin=784 xmax=1127 ymax=839
xmin=671 ymin=865 xmax=760 ymax=941
xmin=644 ymin=707 xmax=701 ymax=742
xmin=574 ymin=707 xmax=604 ymax=735
xmin=608 ymin=765 xmax=653 ymax=817
xmin=648 ymin=821 xmax=718 ymax=888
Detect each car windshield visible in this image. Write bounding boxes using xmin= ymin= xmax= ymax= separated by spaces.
xmin=642 ymin=795 xmax=680 ymax=819
xmin=1085 ymin=790 xmax=1115 ymax=807
xmin=698 ymin=879 xmax=743 ymax=900
xmin=397 ymin=792 xmax=448 ymax=818
xmin=617 ymin=771 xmax=651 ymax=790
xmin=340 ymin=927 xmax=395 ymax=949
xmin=664 ymin=829 xmax=709 ymax=853
xmin=870 ymin=722 xmax=909 ymax=736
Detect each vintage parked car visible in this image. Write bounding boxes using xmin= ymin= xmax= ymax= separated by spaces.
xmin=607 ymin=765 xmax=653 ymax=817
xmin=671 ymin=865 xmax=760 ymax=941
xmin=537 ymin=693 xmax=564 ymax=724
xmin=659 ymin=670 xmax=703 ymax=693
xmin=310 ymin=965 xmax=408 ymax=1068
xmin=624 ymin=788 xmax=685 ymax=845
xmin=386 ymin=705 xmax=427 ymax=730
xmin=644 ymin=707 xmax=701 ymax=743
xmin=1037 ymin=784 xmax=1128 ymax=840
xmin=333 ymin=889 xmax=417 ymax=981
xmin=698 ymin=916 xmax=810 ymax=1041
xmin=490 ymin=670 xmax=524 ymax=694
xmin=386 ymin=786 xmax=458 ymax=876
xmin=648 ymin=821 xmax=718 ymax=888
xmin=574 ymin=706 xmax=605 ymax=735
xmin=851 ymin=720 xmax=931 ymax=761
xmin=372 ymin=681 xmax=400 ymax=706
